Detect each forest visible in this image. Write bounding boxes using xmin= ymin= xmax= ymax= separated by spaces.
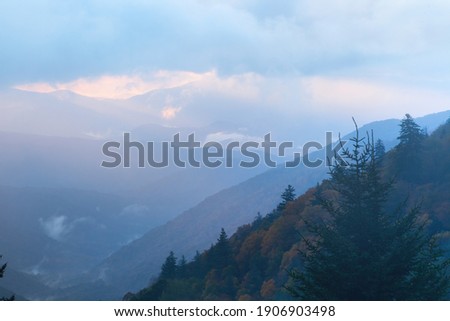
xmin=125 ymin=115 xmax=450 ymax=301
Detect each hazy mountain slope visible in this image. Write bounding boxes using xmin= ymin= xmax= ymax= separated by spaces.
xmin=78 ymin=111 xmax=449 ymax=300
xmin=0 ymin=89 xmax=269 ymax=212
xmin=0 ymin=186 xmax=148 ymax=285
xmin=0 ymin=267 xmax=52 ymax=300
xmin=0 ymin=130 xmax=267 ymax=297
xmin=0 ymin=178 xmax=263 ymax=297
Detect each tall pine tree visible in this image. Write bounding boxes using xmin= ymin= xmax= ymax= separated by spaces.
xmin=203 ymin=229 xmax=236 ymax=299
xmin=160 ymin=251 xmax=177 ymax=279
xmin=277 ymin=185 xmax=296 ymax=211
xmin=395 ymin=114 xmax=425 ymax=181
xmin=210 ymin=228 xmax=232 ymax=270
xmin=288 ymin=122 xmax=449 ymax=300
xmin=374 ymin=139 xmax=385 ymax=162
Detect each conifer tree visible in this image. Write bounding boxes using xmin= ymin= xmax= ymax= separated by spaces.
xmin=160 ymin=251 xmax=177 ymax=279
xmin=288 ymin=122 xmax=449 ymax=300
xmin=0 ymin=255 xmax=14 ymax=301
xmin=211 ymin=228 xmax=232 ymax=270
xmin=397 ymin=114 xmax=423 ymax=147
xmin=277 ymin=185 xmax=296 ymax=211
xmin=374 ymin=139 xmax=385 ymax=161
xmin=395 ymin=114 xmax=425 ymax=181
xmin=178 ymin=255 xmax=187 ymax=278
xmin=203 ymin=229 xmax=236 ymax=299
xmin=0 ymin=256 xmax=6 ymax=279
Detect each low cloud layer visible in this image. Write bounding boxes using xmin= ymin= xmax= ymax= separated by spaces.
xmin=6 ymin=70 xmax=450 ymax=144
xmin=16 ymin=71 xmax=210 ymax=99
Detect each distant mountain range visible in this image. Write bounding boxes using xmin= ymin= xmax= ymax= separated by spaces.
xmin=0 ymin=89 xmax=271 ymax=297
xmin=0 ymin=87 xmax=448 ymax=299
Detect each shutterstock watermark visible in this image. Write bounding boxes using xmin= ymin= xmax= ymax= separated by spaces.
xmin=101 ymin=133 xmax=347 ymax=169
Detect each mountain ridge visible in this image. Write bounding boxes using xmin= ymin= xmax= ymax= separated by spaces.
xmin=67 ymin=110 xmax=449 ymax=300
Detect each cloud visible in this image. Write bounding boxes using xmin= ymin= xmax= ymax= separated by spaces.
xmin=83 ymin=129 xmax=113 ymax=140
xmin=15 ymin=70 xmax=211 ymax=99
xmin=1 ymin=0 xmax=450 ymax=88
xmin=161 ymin=106 xmax=182 ymax=120
xmin=39 ymin=215 xmax=89 ymax=241
xmin=300 ymin=76 xmax=450 ymax=120
xmin=204 ymin=131 xmax=263 ymax=144
xmin=15 ymin=69 xmax=263 ymax=100
xmin=120 ymin=204 xmax=150 ymax=217
xmin=13 ymin=69 xmax=450 ymax=143
xmin=39 ymin=215 xmax=71 ymax=241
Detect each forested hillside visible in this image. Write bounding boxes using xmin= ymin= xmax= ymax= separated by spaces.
xmin=127 ymin=116 xmax=450 ymax=300
xmin=80 ymin=112 xmax=449 ymax=300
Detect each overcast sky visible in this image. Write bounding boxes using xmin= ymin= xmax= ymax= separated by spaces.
xmin=1 ymin=0 xmax=450 ymax=129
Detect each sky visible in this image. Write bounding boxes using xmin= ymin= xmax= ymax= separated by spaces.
xmin=1 ymin=0 xmax=450 ymax=132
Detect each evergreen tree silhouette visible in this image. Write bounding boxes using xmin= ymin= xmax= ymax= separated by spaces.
xmin=0 ymin=255 xmax=14 ymax=301
xmin=277 ymin=185 xmax=296 ymax=211
xmin=395 ymin=114 xmax=425 ymax=181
